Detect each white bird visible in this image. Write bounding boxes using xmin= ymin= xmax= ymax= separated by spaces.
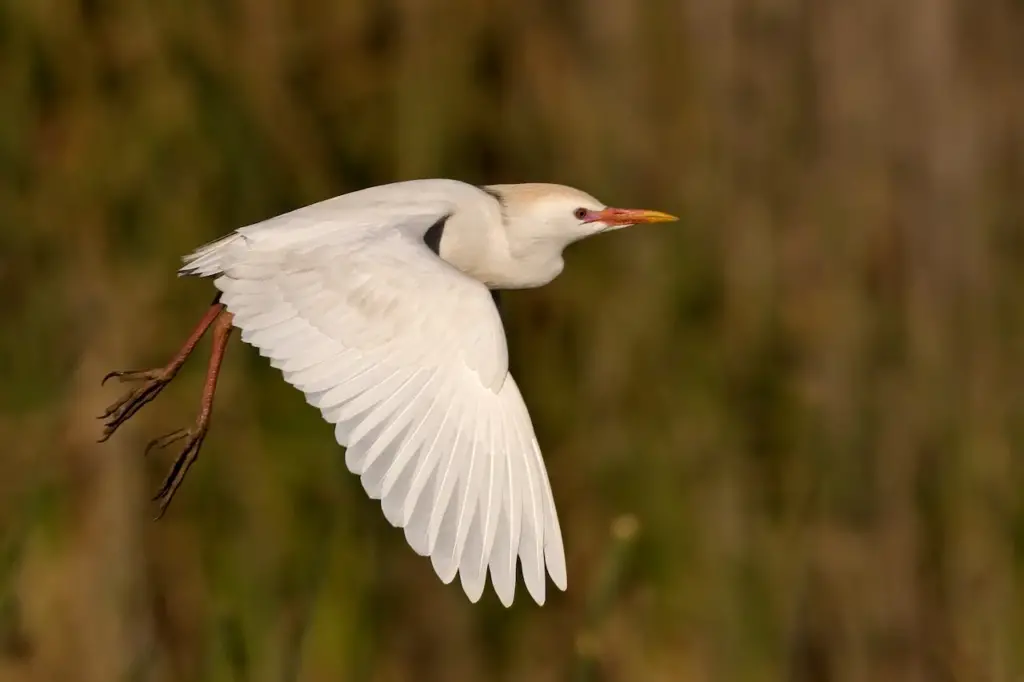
xmin=99 ymin=179 xmax=677 ymax=606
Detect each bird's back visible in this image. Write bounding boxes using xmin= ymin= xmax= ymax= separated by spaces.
xmin=180 ymin=179 xmax=491 ymax=278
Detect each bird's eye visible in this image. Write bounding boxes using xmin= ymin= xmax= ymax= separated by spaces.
xmin=573 ymin=207 xmax=589 ymax=220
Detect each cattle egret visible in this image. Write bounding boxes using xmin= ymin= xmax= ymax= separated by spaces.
xmin=99 ymin=179 xmax=677 ymax=606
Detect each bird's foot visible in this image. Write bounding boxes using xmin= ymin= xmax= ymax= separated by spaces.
xmin=97 ymin=299 xmax=231 ymax=519
xmin=98 ymin=368 xmax=176 ymax=442
xmin=146 ymin=421 xmax=209 ymax=519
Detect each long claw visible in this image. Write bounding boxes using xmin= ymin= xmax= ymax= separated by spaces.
xmin=151 ymin=425 xmax=208 ymax=519
xmin=98 ymin=384 xmax=146 ymax=419
xmin=144 ymin=428 xmax=189 ymax=457
xmin=101 ymin=368 xmax=163 ymax=387
xmin=96 ymin=371 xmax=173 ymax=441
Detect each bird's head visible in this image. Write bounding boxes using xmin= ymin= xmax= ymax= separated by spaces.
xmin=484 ymin=183 xmax=678 ymax=251
xmin=444 ymin=182 xmax=678 ymax=289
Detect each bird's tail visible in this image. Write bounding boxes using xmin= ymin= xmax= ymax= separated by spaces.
xmin=178 ymin=232 xmax=243 ymax=278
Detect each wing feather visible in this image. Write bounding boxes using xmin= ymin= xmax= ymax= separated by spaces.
xmin=489 ymin=403 xmax=523 ymax=607
xmin=274 ymin=340 xmax=340 ymax=373
xmin=348 ymin=368 xmax=431 ymax=471
xmin=426 ymin=398 xmax=472 ymax=555
xmin=431 ymin=397 xmax=485 ymax=583
xmin=536 ymin=438 xmax=568 ymax=590
xmin=481 ymin=412 xmax=508 ymax=561
xmin=508 ymin=390 xmax=546 ymax=605
xmin=448 ymin=402 xmax=487 ymax=573
xmin=287 ymin=352 xmax=360 ymax=393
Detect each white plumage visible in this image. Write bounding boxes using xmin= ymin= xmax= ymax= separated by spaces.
xmin=109 ymin=179 xmax=675 ymax=606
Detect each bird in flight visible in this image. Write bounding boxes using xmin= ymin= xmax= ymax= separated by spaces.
xmin=98 ymin=179 xmax=677 ymax=606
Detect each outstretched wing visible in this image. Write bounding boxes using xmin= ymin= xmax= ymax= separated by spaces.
xmin=181 ymin=186 xmax=566 ymax=606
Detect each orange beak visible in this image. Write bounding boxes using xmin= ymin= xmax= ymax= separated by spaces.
xmin=590 ymin=207 xmax=679 ymax=227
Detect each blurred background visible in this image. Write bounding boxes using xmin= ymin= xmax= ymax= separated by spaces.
xmin=2 ymin=0 xmax=1024 ymax=680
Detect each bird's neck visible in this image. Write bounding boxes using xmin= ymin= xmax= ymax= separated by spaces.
xmin=439 ymin=211 xmax=567 ymax=290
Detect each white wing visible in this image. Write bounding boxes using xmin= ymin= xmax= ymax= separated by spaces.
xmin=180 ymin=181 xmax=566 ymax=606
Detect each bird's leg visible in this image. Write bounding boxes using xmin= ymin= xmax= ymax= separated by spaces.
xmin=147 ymin=308 xmax=234 ymax=518
xmin=99 ymin=298 xmax=227 ymax=442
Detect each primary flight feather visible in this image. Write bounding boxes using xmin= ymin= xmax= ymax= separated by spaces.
xmin=98 ymin=178 xmax=677 ymax=606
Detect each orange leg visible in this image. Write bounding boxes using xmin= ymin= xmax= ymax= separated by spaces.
xmin=99 ymin=298 xmax=235 ymax=517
